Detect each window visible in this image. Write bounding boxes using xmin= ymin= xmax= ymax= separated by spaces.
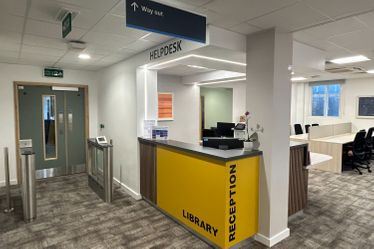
xmin=311 ymin=83 xmax=341 ymax=117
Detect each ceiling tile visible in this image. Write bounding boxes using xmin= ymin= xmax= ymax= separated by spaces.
xmin=25 ymin=18 xmax=87 ymax=39
xmin=23 ymin=34 xmax=68 ymax=50
xmin=304 ymin=0 xmax=374 ymax=20
xmin=0 ymin=14 xmax=25 ymax=33
xmin=56 ymin=0 xmax=119 ymax=11
xmin=327 ymin=29 xmax=374 ymax=52
xmin=229 ymin=22 xmax=261 ymax=35
xmin=202 ymin=0 xmax=299 ymax=22
xmin=0 ymin=31 xmax=22 ymax=49
xmin=124 ymin=39 xmax=158 ymax=52
xmin=355 ymin=12 xmax=374 ymax=31
xmin=298 ymin=17 xmax=366 ymax=41
xmin=142 ymin=33 xmax=171 ymax=43
xmin=82 ymin=31 xmax=138 ymax=47
xmin=0 ymin=49 xmax=19 ymax=58
xmin=92 ymin=14 xmax=148 ymax=39
xmin=21 ymin=44 xmax=67 ymax=57
xmin=197 ymin=7 xmax=242 ymax=28
xmin=0 ymin=0 xmax=27 ymax=16
xmin=248 ymin=2 xmax=330 ymax=32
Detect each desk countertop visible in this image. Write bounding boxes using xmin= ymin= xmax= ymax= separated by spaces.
xmin=312 ymin=133 xmax=355 ymax=144
xmin=138 ymin=138 xmax=262 ymax=162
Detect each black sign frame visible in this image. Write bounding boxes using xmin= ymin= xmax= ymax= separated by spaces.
xmin=126 ymin=0 xmax=206 ymax=43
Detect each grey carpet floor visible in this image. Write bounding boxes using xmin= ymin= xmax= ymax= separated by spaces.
xmin=0 ymin=169 xmax=373 ymax=249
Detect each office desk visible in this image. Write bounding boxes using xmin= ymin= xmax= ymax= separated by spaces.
xmin=290 ymin=133 xmax=355 ymax=173
xmin=309 ymin=133 xmax=355 ymax=173
xmin=290 ymin=134 xmax=309 ymax=142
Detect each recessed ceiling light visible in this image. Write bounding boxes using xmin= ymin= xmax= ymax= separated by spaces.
xmin=78 ymin=53 xmax=91 ymax=60
xmin=330 ymin=55 xmax=370 ymax=64
xmin=291 ymin=77 xmax=307 ymax=82
xmin=367 ymin=69 xmax=374 ymax=74
xmin=291 ymin=71 xmax=295 ymax=75
xmin=187 ymin=65 xmax=209 ymax=70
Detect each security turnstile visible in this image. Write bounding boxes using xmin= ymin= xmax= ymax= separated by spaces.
xmin=87 ymin=139 xmax=113 ymax=203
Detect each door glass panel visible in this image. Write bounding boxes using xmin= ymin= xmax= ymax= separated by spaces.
xmin=43 ymin=95 xmax=58 ymax=160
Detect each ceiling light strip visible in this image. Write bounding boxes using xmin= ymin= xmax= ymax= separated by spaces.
xmin=197 ymin=78 xmax=247 ymax=86
xmin=148 ymin=54 xmax=246 ymax=69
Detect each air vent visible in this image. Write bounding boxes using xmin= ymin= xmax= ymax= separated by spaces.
xmin=310 ymin=75 xmax=320 ymax=78
xmin=326 ymin=67 xmax=355 ymax=73
xmin=68 ymin=40 xmax=87 ymax=50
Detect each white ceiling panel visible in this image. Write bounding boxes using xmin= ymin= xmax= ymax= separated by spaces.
xmin=0 ymin=0 xmax=27 ymax=16
xmin=356 ymin=12 xmax=374 ymax=30
xmin=248 ymin=2 xmax=330 ymax=32
xmin=302 ymin=17 xmax=366 ymax=41
xmin=202 ymin=0 xmax=299 ymax=23
xmin=25 ymin=18 xmax=87 ymax=39
xmin=82 ymin=31 xmax=138 ymax=48
xmin=56 ymin=0 xmax=120 ymax=11
xmin=303 ymin=0 xmax=374 ymax=20
xmin=91 ymin=14 xmax=147 ymax=39
xmin=125 ymin=39 xmax=158 ymax=52
xmin=229 ymin=22 xmax=261 ymax=35
xmin=0 ymin=49 xmax=19 ymax=58
xmin=23 ymin=34 xmax=68 ymax=50
xmin=21 ymin=44 xmax=67 ymax=57
xmin=0 ymin=31 xmax=22 ymax=47
xmin=0 ymin=14 xmax=25 ymax=33
xmin=328 ymin=29 xmax=374 ymax=52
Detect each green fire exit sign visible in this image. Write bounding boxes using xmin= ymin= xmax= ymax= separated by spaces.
xmin=44 ymin=68 xmax=63 ymax=78
xmin=62 ymin=12 xmax=72 ymax=38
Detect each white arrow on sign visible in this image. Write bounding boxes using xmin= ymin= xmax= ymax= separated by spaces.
xmin=131 ymin=2 xmax=139 ymax=12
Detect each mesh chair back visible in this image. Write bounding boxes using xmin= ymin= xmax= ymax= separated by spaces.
xmin=294 ymin=124 xmax=303 ymax=135
xmin=353 ymin=130 xmax=367 ymax=155
xmin=305 ymin=124 xmax=311 ymax=133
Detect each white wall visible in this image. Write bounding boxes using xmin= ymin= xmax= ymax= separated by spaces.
xmin=291 ymin=77 xmax=374 ymax=133
xmin=219 ymin=81 xmax=247 ymax=123
xmin=157 ymin=74 xmax=200 ymax=144
xmin=0 ymin=63 xmax=98 ymax=186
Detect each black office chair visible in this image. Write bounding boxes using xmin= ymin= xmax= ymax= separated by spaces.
xmin=312 ymin=123 xmax=319 ymax=126
xmin=366 ymin=127 xmax=374 ymax=160
xmin=294 ymin=124 xmax=303 ymax=135
xmin=346 ymin=130 xmax=371 ymax=175
xmin=305 ymin=124 xmax=311 ymax=133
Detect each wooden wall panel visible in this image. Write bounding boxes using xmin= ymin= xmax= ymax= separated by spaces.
xmin=139 ymin=142 xmax=157 ymax=204
xmin=289 ymin=146 xmax=309 ymax=216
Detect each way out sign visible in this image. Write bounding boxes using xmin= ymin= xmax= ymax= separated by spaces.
xmin=125 ymin=0 xmax=206 ymax=43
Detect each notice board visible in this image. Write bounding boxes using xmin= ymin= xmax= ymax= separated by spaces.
xmin=357 ymin=96 xmax=374 ymax=118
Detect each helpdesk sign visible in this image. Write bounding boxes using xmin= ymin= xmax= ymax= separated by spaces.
xmin=125 ymin=0 xmax=206 ymax=43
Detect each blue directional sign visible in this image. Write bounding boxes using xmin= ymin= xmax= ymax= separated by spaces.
xmin=126 ymin=0 xmax=206 ymax=43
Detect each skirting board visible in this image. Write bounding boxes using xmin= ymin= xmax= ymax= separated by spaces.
xmin=113 ymin=177 xmax=142 ymax=200
xmin=0 ymin=179 xmax=17 ymax=187
xmin=255 ymin=228 xmax=290 ymax=247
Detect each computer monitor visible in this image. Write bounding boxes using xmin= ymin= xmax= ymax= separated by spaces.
xmin=216 ymin=122 xmax=235 ymax=137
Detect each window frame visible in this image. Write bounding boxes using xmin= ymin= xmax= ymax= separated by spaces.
xmin=309 ymin=81 xmax=344 ymax=118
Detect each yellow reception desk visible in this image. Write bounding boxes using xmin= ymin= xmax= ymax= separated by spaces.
xmin=138 ymin=138 xmax=262 ymax=249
